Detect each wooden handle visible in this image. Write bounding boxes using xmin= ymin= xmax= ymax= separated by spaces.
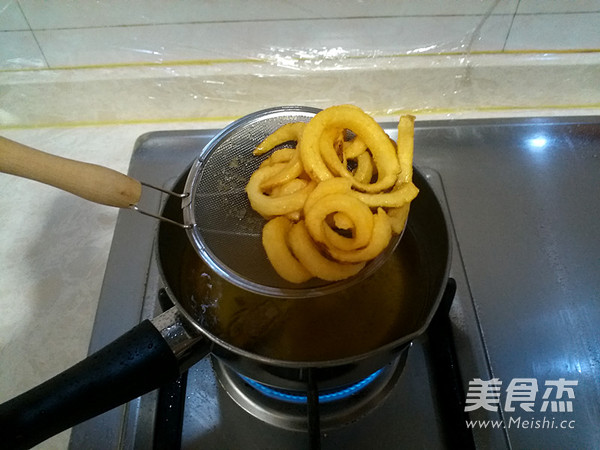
xmin=0 ymin=136 xmax=142 ymax=208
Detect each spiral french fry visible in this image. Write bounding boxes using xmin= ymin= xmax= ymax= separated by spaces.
xmin=262 ymin=216 xmax=312 ymax=283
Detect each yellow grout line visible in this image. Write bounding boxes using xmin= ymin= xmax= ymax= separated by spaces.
xmin=0 ymin=58 xmax=264 ymax=73
xmin=0 ymin=116 xmax=243 ymax=130
xmin=1 ymin=48 xmax=599 ymax=73
xmin=2 ymin=103 xmax=599 ymax=131
xmin=500 ymin=48 xmax=600 ymax=55
xmin=380 ymin=102 xmax=596 ymax=119
xmin=377 ymin=103 xmax=600 ymax=117
xmin=346 ymin=48 xmax=600 ymax=58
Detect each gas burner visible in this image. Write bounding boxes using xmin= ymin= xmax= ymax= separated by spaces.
xmin=212 ymin=353 xmax=407 ymax=431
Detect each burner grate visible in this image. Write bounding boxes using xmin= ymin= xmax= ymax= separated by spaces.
xmin=212 ymin=354 xmax=407 ymax=432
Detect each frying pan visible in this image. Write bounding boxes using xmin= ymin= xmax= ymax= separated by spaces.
xmin=0 ymin=119 xmax=451 ymax=450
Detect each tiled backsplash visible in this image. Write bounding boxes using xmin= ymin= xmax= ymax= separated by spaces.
xmin=2 ymin=0 xmax=600 ymax=69
xmin=1 ymin=1 xmax=599 ymax=128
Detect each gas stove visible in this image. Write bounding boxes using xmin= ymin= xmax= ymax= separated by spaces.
xmin=69 ymin=116 xmax=600 ymax=449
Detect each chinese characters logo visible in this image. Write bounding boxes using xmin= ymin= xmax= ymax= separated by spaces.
xmin=464 ymin=378 xmax=577 ymax=413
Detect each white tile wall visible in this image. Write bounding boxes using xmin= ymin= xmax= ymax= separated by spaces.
xmin=0 ymin=29 xmax=45 ymax=68
xmin=1 ymin=0 xmax=599 ymax=70
xmin=506 ymin=12 xmax=600 ymax=50
xmin=516 ymin=0 xmax=600 ymax=13
xmin=30 ymin=15 xmax=515 ymax=68
xmin=14 ymin=0 xmax=522 ymax=28
xmin=0 ymin=0 xmax=27 ymax=30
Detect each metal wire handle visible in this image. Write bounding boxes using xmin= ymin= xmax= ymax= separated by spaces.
xmin=129 ymin=182 xmax=192 ymax=229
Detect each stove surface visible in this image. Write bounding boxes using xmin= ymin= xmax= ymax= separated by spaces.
xmin=70 ymin=116 xmax=600 ymax=449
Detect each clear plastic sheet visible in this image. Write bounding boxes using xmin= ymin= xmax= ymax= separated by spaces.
xmin=1 ymin=0 xmax=600 ymax=128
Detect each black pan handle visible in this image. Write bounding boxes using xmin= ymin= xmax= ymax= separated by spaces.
xmin=427 ymin=278 xmax=476 ymax=449
xmin=0 ymin=319 xmax=182 ymax=450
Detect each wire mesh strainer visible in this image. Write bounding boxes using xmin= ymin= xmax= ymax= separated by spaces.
xmin=181 ymin=106 xmax=404 ymax=298
xmin=0 ymin=106 xmax=404 ymax=299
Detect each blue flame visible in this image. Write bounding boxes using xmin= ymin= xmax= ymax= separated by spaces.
xmin=240 ymin=368 xmax=384 ymax=404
